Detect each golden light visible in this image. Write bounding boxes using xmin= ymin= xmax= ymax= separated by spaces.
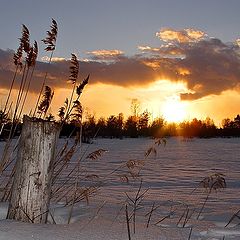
xmin=161 ymin=97 xmax=187 ymax=123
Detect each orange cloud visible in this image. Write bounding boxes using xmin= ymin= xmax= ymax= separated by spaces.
xmin=1 ymin=28 xmax=240 ymax=102
xmin=138 ymin=44 xmax=184 ymax=57
xmin=156 ymin=28 xmax=206 ymax=43
xmin=138 ymin=45 xmax=160 ymax=52
xmin=41 ymin=56 xmax=66 ymax=62
xmin=236 ymin=39 xmax=240 ymax=47
xmin=86 ymin=49 xmax=124 ymax=60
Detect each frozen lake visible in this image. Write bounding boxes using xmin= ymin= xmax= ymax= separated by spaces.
xmin=1 ymin=137 xmax=240 ymax=239
xmin=80 ymin=137 xmax=240 ymax=213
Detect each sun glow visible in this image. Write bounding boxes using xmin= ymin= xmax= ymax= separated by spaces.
xmin=162 ymin=97 xmax=187 ymax=123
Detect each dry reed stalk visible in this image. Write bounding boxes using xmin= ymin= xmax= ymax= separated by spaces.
xmin=10 ymin=63 xmax=27 ymax=129
xmin=68 ymin=187 xmax=98 ymax=205
xmin=37 ymin=86 xmax=54 ymax=118
xmin=125 ymin=204 xmax=132 ymax=240
xmin=12 ymin=48 xmax=38 ymax=134
xmin=125 ymin=179 xmax=149 ymax=234
xmin=197 ymin=173 xmax=226 ymax=219
xmin=78 ymin=201 xmax=106 ymax=231
xmin=33 ymin=19 xmax=58 ymax=117
xmin=154 ymin=204 xmax=176 ymax=226
xmin=146 ymin=202 xmax=156 ymax=228
xmin=1 ymin=25 xmax=38 ymax=174
xmin=144 ymin=138 xmax=166 ymax=158
xmin=1 ymin=165 xmax=15 ymax=202
xmin=225 ymin=209 xmax=240 ymax=227
xmin=52 ymin=144 xmax=77 ymax=184
xmin=63 ymin=74 xmax=89 ymax=123
xmin=67 ymin=178 xmax=78 ymax=224
xmin=188 ymin=227 xmax=193 ymax=240
xmin=3 ymin=24 xmax=28 ymax=115
xmin=53 ymin=184 xmax=76 ymax=203
xmin=182 ymin=207 xmax=190 ymax=227
xmin=145 ymin=147 xmax=157 ymax=158
xmin=11 ymin=24 xmax=31 ymax=122
xmin=18 ymin=41 xmax=38 ymax=118
xmin=52 ymin=128 xmax=100 ymax=196
xmin=48 ymin=209 xmax=56 ymax=224
xmin=3 ymin=65 xmax=20 ymax=114
xmin=0 ymin=140 xmax=11 ymax=173
xmin=65 ymin=54 xmax=79 ymax=120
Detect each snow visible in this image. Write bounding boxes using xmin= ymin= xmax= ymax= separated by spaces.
xmin=0 ymin=138 xmax=240 ymax=239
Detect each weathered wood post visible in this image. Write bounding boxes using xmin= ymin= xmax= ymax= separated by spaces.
xmin=7 ymin=115 xmax=60 ymax=223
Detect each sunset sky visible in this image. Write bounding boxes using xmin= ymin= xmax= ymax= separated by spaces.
xmin=1 ymin=0 xmax=240 ymax=125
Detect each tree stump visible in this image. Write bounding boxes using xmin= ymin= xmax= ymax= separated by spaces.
xmin=7 ymin=115 xmax=60 ymax=223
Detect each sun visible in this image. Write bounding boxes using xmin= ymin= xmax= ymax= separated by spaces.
xmin=162 ymin=97 xmax=187 ymax=123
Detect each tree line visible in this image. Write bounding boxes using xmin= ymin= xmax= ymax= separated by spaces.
xmin=2 ymin=109 xmax=240 ymax=141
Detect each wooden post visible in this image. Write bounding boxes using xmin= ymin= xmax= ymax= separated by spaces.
xmin=7 ymin=115 xmax=60 ymax=223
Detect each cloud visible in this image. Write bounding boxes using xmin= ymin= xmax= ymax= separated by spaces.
xmin=41 ymin=56 xmax=66 ymax=62
xmin=86 ymin=49 xmax=124 ymax=61
xmin=236 ymin=39 xmax=240 ymax=47
xmin=140 ymin=29 xmax=240 ymax=100
xmin=1 ymin=28 xmax=240 ymax=101
xmin=138 ymin=44 xmax=184 ymax=58
xmin=138 ymin=46 xmax=160 ymax=52
xmin=177 ymin=38 xmax=240 ymax=100
xmin=0 ymin=50 xmax=156 ymax=94
xmin=156 ymin=28 xmax=206 ymax=43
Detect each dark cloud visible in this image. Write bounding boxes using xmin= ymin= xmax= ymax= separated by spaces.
xmin=1 ymin=31 xmax=240 ymax=101
xmin=0 ymin=50 xmax=157 ymax=93
xmin=178 ymin=38 xmax=240 ymax=99
xmin=138 ymin=35 xmax=240 ymax=100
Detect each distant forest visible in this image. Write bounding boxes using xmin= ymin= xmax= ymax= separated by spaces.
xmin=1 ymin=109 xmax=240 ymax=141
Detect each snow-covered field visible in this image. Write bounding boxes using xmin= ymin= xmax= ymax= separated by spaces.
xmin=0 ymin=137 xmax=240 ymax=239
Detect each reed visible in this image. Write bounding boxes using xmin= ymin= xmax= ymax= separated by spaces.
xmin=197 ymin=173 xmax=226 ymax=219
xmin=65 ymin=54 xmax=79 ymax=119
xmin=37 ymin=86 xmax=54 ymax=118
xmin=33 ymin=18 xmax=58 ymax=117
xmin=18 ymin=41 xmax=38 ymax=118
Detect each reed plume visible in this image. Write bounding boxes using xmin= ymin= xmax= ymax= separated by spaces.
xmin=200 ymin=173 xmax=226 ymax=191
xmin=71 ymin=100 xmax=82 ymax=125
xmin=37 ymin=86 xmax=54 ymax=118
xmin=69 ymin=53 xmax=79 ymax=84
xmin=25 ymin=41 xmax=38 ymax=67
xmin=197 ymin=173 xmax=226 ymax=219
xmin=86 ymin=149 xmax=108 ymax=160
xmin=42 ymin=18 xmax=58 ymax=51
xmin=58 ymin=98 xmax=69 ymax=122
xmin=76 ymin=74 xmax=89 ymax=97
xmin=20 ymin=24 xmax=30 ymax=53
xmin=13 ymin=44 xmax=23 ymax=68
xmin=64 ymin=71 xmax=89 ymax=122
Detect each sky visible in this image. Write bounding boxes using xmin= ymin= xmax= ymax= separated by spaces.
xmin=1 ymin=0 xmax=240 ymax=125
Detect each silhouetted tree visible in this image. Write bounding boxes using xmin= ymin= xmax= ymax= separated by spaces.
xmin=131 ymin=98 xmax=141 ymax=117
xmin=138 ymin=110 xmax=150 ymax=136
xmin=82 ymin=114 xmax=96 ymax=143
xmin=149 ymin=117 xmax=165 ymax=138
xmin=233 ymin=114 xmax=240 ymax=128
xmin=96 ymin=117 xmax=106 ymax=137
xmin=124 ymin=116 xmax=138 ymax=138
